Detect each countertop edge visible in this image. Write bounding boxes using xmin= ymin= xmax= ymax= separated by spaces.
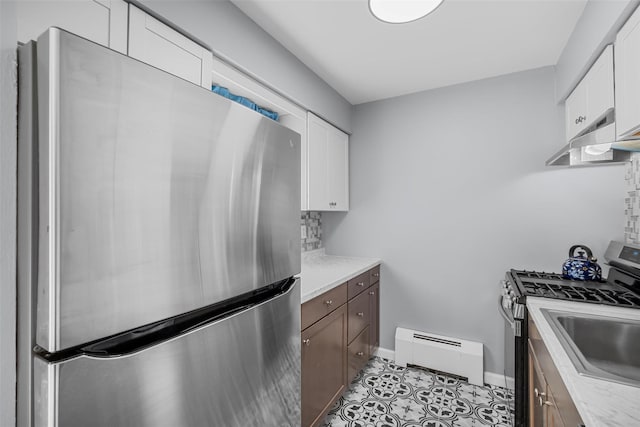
xmin=300 ymin=256 xmax=381 ymax=303
xmin=526 ymin=297 xmax=640 ymax=427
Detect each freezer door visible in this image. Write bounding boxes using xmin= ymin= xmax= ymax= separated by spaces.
xmin=34 ymin=278 xmax=301 ymax=427
xmin=35 ymin=28 xmax=301 ymax=352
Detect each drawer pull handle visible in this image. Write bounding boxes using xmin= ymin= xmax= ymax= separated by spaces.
xmin=356 ymin=351 xmax=364 ymax=357
xmin=303 ymin=339 xmax=310 ymax=346
xmin=325 ymin=300 xmax=333 ymax=306
xmin=357 ymin=312 xmax=365 ymax=317
xmin=369 ymin=291 xmax=375 ymax=295
xmin=357 ymin=282 xmax=365 ymax=287
xmin=373 ymin=273 xmax=380 ymax=277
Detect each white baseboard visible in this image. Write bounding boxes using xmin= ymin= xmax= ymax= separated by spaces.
xmin=483 ymin=371 xmax=515 ymax=389
xmin=373 ymin=346 xmax=395 ymax=361
xmin=373 ymin=347 xmax=514 ymax=390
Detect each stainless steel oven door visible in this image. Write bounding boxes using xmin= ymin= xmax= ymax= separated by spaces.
xmin=498 ymin=295 xmax=517 ymax=427
xmin=499 ymin=278 xmax=527 ymax=427
xmin=499 ymin=295 xmax=516 ymax=374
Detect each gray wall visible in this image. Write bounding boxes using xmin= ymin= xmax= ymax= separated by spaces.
xmin=0 ymin=1 xmax=17 ymax=425
xmin=137 ymin=0 xmax=353 ymax=132
xmin=555 ymin=0 xmax=639 ymax=102
xmin=322 ymin=66 xmax=624 ymax=375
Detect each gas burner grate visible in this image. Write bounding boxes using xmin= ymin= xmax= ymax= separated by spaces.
xmin=514 ymin=270 xmax=565 ymax=281
xmin=513 ymin=269 xmax=640 ymax=307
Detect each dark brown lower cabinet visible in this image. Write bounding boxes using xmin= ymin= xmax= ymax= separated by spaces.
xmin=347 ymin=325 xmax=370 ymax=381
xmin=528 ymin=318 xmax=583 ymax=427
xmin=301 ymin=265 xmax=381 ymax=427
xmin=369 ymin=281 xmax=379 ymax=355
xmin=301 ymin=304 xmax=348 ymax=427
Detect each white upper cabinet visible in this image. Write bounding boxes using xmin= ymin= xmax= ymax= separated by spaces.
xmin=211 ymin=58 xmax=308 ymax=209
xmin=586 ymin=46 xmax=614 ymax=127
xmin=565 ymin=79 xmax=588 ymax=141
xmin=616 ymin=6 xmax=640 ymax=139
xmin=307 ymin=113 xmax=349 ymax=212
xmin=128 ymin=5 xmax=213 ymax=88
xmin=565 ymin=45 xmax=613 ymax=142
xmin=16 ymin=0 xmax=128 ymax=53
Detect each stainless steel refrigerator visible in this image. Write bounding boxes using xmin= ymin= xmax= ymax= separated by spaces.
xmin=17 ymin=28 xmax=301 ymax=427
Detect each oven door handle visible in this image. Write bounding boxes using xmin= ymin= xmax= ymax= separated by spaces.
xmin=498 ymin=296 xmax=522 ymax=337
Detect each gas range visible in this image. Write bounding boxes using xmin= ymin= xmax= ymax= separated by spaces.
xmin=499 ymin=241 xmax=640 ymax=427
xmin=508 ymin=269 xmax=640 ymax=307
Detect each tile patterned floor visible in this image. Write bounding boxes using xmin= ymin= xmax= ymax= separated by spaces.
xmin=321 ymin=357 xmax=514 ymax=427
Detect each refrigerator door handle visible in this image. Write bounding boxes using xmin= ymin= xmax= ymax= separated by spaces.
xmin=37 ymin=278 xmax=299 ymax=362
xmin=34 ymin=277 xmax=301 ymax=427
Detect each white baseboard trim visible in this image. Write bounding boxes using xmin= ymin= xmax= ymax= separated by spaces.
xmin=373 ymin=347 xmax=514 ymax=390
xmin=373 ymin=347 xmax=395 ymax=361
xmin=483 ymin=371 xmax=515 ymax=389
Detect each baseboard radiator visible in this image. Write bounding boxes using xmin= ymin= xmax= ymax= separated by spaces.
xmin=395 ymin=327 xmax=484 ymax=386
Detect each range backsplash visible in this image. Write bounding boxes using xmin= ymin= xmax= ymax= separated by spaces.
xmin=301 ymin=211 xmax=322 ymax=252
xmin=625 ymin=153 xmax=640 ymax=244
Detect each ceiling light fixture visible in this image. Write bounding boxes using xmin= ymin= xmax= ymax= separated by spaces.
xmin=369 ymin=0 xmax=444 ymax=24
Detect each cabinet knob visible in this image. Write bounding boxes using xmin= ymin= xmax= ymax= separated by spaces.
xmin=303 ymin=339 xmax=310 ymax=346
xmin=369 ymin=291 xmax=375 ymax=295
xmin=325 ymin=300 xmax=333 ymax=306
xmin=538 ymin=396 xmax=553 ymax=407
xmin=356 ymin=351 xmax=364 ymax=357
xmin=373 ymin=273 xmax=380 ymax=277
xmin=534 ymin=388 xmax=546 ymax=398
xmin=356 ymin=282 xmax=365 ymax=287
xmin=357 ymin=312 xmax=365 ymax=317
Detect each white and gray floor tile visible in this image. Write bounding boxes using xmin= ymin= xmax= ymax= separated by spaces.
xmin=322 ymin=357 xmax=514 ymax=427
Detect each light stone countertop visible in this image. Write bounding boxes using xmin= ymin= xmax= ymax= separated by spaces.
xmin=299 ymin=248 xmax=381 ymax=303
xmin=526 ymin=297 xmax=640 ymax=427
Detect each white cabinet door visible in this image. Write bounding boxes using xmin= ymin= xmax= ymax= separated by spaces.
xmin=307 ymin=113 xmax=349 ymax=211
xmin=326 ymin=126 xmax=349 ymax=211
xmin=17 ymin=0 xmax=127 ymax=53
xmin=128 ymin=5 xmax=213 ymax=88
xmin=565 ymin=45 xmax=614 ymax=142
xmin=586 ymin=45 xmax=614 ymax=128
xmin=565 ymin=79 xmax=588 ymax=141
xmin=616 ymin=7 xmax=640 ymax=139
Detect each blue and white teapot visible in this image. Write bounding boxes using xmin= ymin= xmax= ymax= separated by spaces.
xmin=562 ymin=245 xmax=602 ymax=281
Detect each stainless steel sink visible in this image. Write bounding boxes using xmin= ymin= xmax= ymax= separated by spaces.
xmin=540 ymin=309 xmax=640 ymax=387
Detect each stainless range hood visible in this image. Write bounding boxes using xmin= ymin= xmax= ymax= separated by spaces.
xmin=546 ymin=109 xmax=633 ymax=167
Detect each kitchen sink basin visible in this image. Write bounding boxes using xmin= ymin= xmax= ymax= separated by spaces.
xmin=540 ymin=309 xmax=640 ymax=387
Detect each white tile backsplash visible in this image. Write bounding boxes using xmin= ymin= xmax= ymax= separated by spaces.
xmin=301 ymin=211 xmax=322 ymax=252
xmin=625 ymin=153 xmax=640 ymax=244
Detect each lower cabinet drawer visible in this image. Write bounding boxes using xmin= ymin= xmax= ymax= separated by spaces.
xmin=348 ymin=289 xmax=370 ymax=343
xmin=347 ymin=325 xmax=370 ymax=384
xmin=347 ymin=272 xmax=370 ymax=299
xmin=302 ymin=283 xmax=347 ymax=331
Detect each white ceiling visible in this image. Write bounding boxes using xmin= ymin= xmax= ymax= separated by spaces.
xmin=231 ymin=0 xmax=588 ymax=105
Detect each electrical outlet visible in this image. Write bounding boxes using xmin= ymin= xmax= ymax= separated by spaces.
xmin=301 ymin=225 xmax=307 ymax=239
